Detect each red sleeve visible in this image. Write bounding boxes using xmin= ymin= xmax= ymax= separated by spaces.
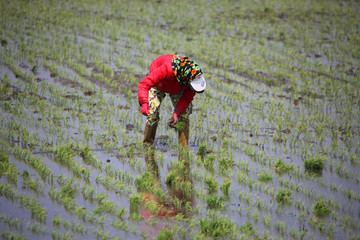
xmin=138 ymin=65 xmax=168 ymax=106
xmin=174 ymin=88 xmax=196 ymax=114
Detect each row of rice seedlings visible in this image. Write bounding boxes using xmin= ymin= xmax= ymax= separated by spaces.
xmin=0 ymin=139 xmax=52 ymax=180
xmin=0 ymin=152 xmax=19 ymax=184
xmin=51 ymin=230 xmax=74 ymax=240
xmin=51 ymin=144 xmax=91 ymax=180
xmin=197 ymin=210 xmax=238 ymax=239
xmin=1 ymin=64 xmax=71 ymax=136
xmin=0 ymin=73 xmax=100 ymax=153
xmin=22 ymin=170 xmax=45 ymax=194
xmin=48 ymin=179 xmax=109 ymax=229
xmin=2 ymin=14 xmax=141 ymax=95
xmin=0 ymin=232 xmax=26 ymax=240
xmin=0 ymin=213 xmax=24 ymax=232
xmin=5 ymin=0 xmax=358 ymax=101
xmin=0 ymin=117 xmax=42 ymax=150
xmin=208 ymin=26 xmax=354 ymax=99
xmin=210 ymin=74 xmax=356 ymax=172
xmin=2 ymin=0 xmax=360 ymax=238
xmin=3 ymin=54 xmax=97 ymax=124
xmin=45 ymin=4 xmax=358 ymax=236
xmin=0 ymin=182 xmax=47 ymax=223
xmin=243 ymin=136 xmax=359 ymax=201
xmin=50 ymin=168 xmax=135 ymax=234
xmin=234 ymin=154 xmax=355 ymax=238
xmin=95 ymin=174 xmax=125 ymax=192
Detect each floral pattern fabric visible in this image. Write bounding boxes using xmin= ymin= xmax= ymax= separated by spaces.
xmin=171 ymin=55 xmax=202 ymax=87
xmin=147 ymin=87 xmax=192 ymax=126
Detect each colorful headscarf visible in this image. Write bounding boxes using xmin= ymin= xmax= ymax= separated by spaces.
xmin=171 ymin=55 xmax=202 ymax=87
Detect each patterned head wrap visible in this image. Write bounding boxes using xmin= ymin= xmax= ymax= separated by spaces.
xmin=171 ymin=55 xmax=202 ymax=87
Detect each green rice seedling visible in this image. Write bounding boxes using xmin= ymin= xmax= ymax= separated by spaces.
xmin=290 ymin=227 xmax=298 ymax=238
xmin=313 ymin=199 xmax=331 ymax=217
xmin=327 ymin=224 xmax=335 ymax=237
xmin=128 ymin=212 xmax=143 ymax=221
xmin=2 ymin=163 xmax=18 ymax=184
xmin=258 ymin=171 xmax=273 ymax=182
xmin=96 ymin=230 xmax=110 ymax=240
xmin=1 ymin=214 xmax=22 ymax=231
xmin=237 ymin=172 xmax=248 ymax=185
xmin=129 ymin=193 xmax=142 ymax=214
xmin=276 ymin=188 xmax=292 ymax=205
xmin=101 ymin=199 xmax=116 ymax=213
xmin=157 ymin=228 xmax=173 ymax=240
xmin=144 ymin=200 xmax=160 ymax=215
xmin=218 ymin=156 xmax=234 ymax=172
xmin=220 ymin=179 xmax=231 ymax=196
xmin=304 ymin=155 xmax=326 ymax=172
xmin=80 ymin=145 xmax=102 ymax=170
xmin=204 ymin=177 xmax=218 ymax=193
xmin=318 ymin=220 xmax=326 ymax=232
xmin=116 ymin=208 xmax=126 ymax=218
xmin=0 ymin=232 xmax=26 ymax=240
xmin=93 ymin=206 xmax=104 ymax=215
xmin=197 ymin=143 xmax=207 ymax=159
xmin=239 ymin=221 xmax=255 ymax=236
xmin=165 ymin=171 xmax=177 ymax=187
xmin=204 ymin=154 xmax=215 ymax=169
xmin=206 ymin=195 xmax=225 ymax=210
xmin=135 ymin=172 xmax=158 ymax=193
xmin=19 ymin=196 xmax=47 ymax=223
xmin=167 ymin=118 xmax=185 ymax=131
xmin=53 ymin=215 xmax=62 ymax=227
xmin=0 ymin=152 xmax=18 ymax=183
xmin=63 ymin=220 xmax=71 ymax=230
xmin=0 ymin=152 xmax=9 ymax=164
xmin=248 ymin=180 xmax=254 ymax=191
xmin=255 ymin=197 xmax=264 ymax=210
xmin=275 ymin=221 xmax=288 ymax=234
xmin=27 ymin=221 xmax=47 ymax=234
xmin=273 ymin=159 xmax=295 ymax=173
xmin=253 ymin=211 xmax=259 ymax=222
xmin=263 ymin=214 xmax=271 ymax=227
xmin=52 ymin=144 xmax=90 ymax=180
xmin=126 ymin=146 xmax=135 ymax=158
xmin=238 ymin=191 xmax=251 ymax=204
xmin=247 ymin=206 xmax=252 ymax=218
xmin=23 ymin=175 xmax=44 ymax=193
xmin=81 ymin=185 xmax=94 ymax=200
xmin=111 ymin=220 xmax=129 ymax=231
xmin=199 ymin=210 xmax=235 ymax=238
xmin=60 ymin=183 xmax=76 ymax=199
xmin=95 ymin=191 xmax=108 ymax=204
xmin=75 ymin=207 xmax=88 ymax=221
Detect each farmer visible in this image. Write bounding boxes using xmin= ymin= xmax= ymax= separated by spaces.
xmin=138 ymin=54 xmax=206 ymax=146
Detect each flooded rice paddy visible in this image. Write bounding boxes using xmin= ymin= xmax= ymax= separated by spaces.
xmin=0 ymin=0 xmax=359 ymax=239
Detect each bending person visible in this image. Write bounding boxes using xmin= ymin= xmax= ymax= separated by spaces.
xmin=138 ymin=55 xmax=206 ymax=146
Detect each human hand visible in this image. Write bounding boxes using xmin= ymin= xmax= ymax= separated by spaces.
xmin=171 ymin=112 xmax=179 ymax=125
xmin=141 ymin=104 xmax=150 ymax=116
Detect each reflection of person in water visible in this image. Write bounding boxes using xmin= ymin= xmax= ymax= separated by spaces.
xmin=139 ymin=147 xmax=194 ymax=238
xmin=141 ymin=147 xmax=194 ymax=220
xmin=138 ymin=54 xmax=206 ymax=146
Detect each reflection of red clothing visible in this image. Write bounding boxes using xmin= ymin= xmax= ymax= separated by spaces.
xmin=141 ymin=193 xmax=177 ymax=219
xmin=138 ymin=55 xmax=196 ymax=114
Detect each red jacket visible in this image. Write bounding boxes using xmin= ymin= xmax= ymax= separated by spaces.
xmin=138 ymin=55 xmax=196 ymax=114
